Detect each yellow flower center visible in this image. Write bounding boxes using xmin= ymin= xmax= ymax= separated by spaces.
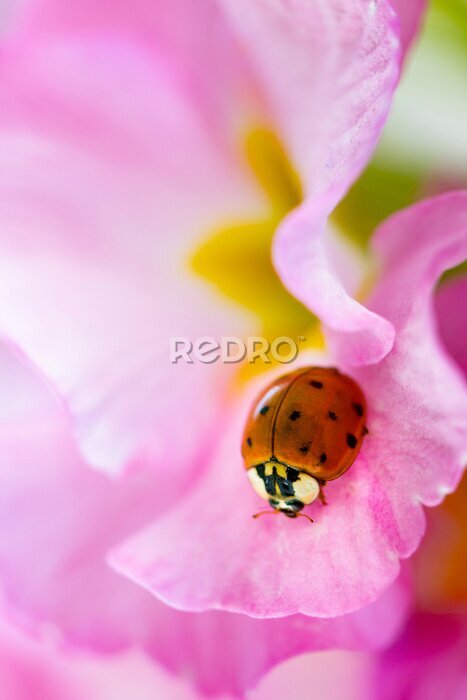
xmin=191 ymin=127 xmax=321 ymax=376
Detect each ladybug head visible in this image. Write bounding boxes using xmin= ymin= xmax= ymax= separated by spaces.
xmin=247 ymin=461 xmax=320 ymax=520
xmin=269 ymin=497 xmax=305 ymax=516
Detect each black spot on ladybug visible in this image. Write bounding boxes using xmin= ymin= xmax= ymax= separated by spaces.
xmin=286 ymin=467 xmax=300 ymax=482
xmin=256 ymin=464 xmax=297 ymax=498
xmin=279 ymin=482 xmax=295 ymax=497
xmin=299 ymin=444 xmax=310 ymax=454
xmin=246 ymin=437 xmax=253 ymax=447
xmin=363 ymin=426 xmax=369 ymax=436
xmin=319 ymin=452 xmax=327 ymax=464
xmin=352 ymin=402 xmax=364 ymax=417
xmin=346 ymin=433 xmax=357 ymax=448
xmin=256 ymin=464 xmax=266 ymax=479
xmin=327 ymin=411 xmax=338 ymax=421
xmin=266 ymin=478 xmax=278 ymax=496
xmin=259 ymin=405 xmax=270 ymax=415
xmin=265 ymin=466 xmax=279 ymax=496
xmin=275 ymin=467 xmax=295 ymax=497
xmin=289 ymin=410 xmax=301 ymax=421
xmin=310 ymin=380 xmax=323 ymax=389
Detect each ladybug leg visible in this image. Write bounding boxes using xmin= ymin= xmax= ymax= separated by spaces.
xmin=318 ymin=480 xmax=328 ymax=506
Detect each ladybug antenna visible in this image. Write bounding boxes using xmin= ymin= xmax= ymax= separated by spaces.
xmin=295 ymin=512 xmax=314 ymax=524
xmin=252 ymin=509 xmax=280 ymax=520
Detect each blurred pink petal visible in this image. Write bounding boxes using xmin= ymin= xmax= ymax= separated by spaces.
xmin=371 ymin=613 xmax=467 ymax=700
xmin=5 ymin=0 xmax=257 ymax=144
xmin=0 ymin=344 xmax=410 ymax=697
xmin=0 ymin=37 xmax=254 ymax=476
xmin=253 ymin=614 xmax=467 ymax=700
xmin=367 ymin=304 xmax=467 ymax=700
xmin=251 ymin=649 xmax=370 ymax=700
xmin=434 ymin=276 xmax=467 ymax=378
xmin=389 ymin=0 xmax=427 ymax=56
xmin=144 ymin=578 xmax=410 ymax=698
xmin=0 ymin=341 xmax=173 ymax=651
xmin=0 ymin=617 xmax=197 ymax=700
xmin=113 ymin=193 xmax=467 ymax=618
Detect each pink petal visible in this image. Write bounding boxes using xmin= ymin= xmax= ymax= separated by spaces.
xmin=235 ymin=0 xmax=423 ymax=368
xmin=264 ymin=0 xmax=401 ymax=365
xmin=144 ymin=576 xmax=410 ymax=698
xmin=220 ymin=0 xmax=400 ymax=195
xmin=371 ymin=613 xmax=467 ymax=700
xmin=0 ymin=341 xmax=177 ymax=652
xmin=434 ymin=276 xmax=467 ymax=378
xmin=0 ymin=617 xmax=197 ymax=700
xmin=0 ymin=345 xmax=409 ymax=697
xmin=252 ymin=650 xmax=369 ymax=700
xmin=274 ymin=200 xmax=396 ymax=367
xmin=389 ymin=0 xmax=427 ymax=56
xmin=0 ymin=38 xmax=254 ymax=475
xmin=6 ymin=0 xmax=258 ymax=145
xmin=113 ymin=193 xmax=467 ymax=618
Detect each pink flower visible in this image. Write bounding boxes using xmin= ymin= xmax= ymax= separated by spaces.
xmin=2 ymin=0 xmax=465 ymax=698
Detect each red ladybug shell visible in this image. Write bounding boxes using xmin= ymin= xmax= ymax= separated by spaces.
xmin=242 ymin=366 xmax=367 ymax=481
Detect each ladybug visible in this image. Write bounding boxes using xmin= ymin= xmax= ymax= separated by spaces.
xmin=242 ymin=366 xmax=368 ymax=521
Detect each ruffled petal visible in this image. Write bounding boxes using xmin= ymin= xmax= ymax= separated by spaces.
xmin=346 ymin=191 xmax=467 ymax=498
xmin=221 ymin=0 xmax=400 ymax=195
xmin=0 ymin=38 xmax=254 ymax=475
xmin=113 ymin=193 xmax=467 ymax=618
xmin=274 ymin=200 xmax=396 ymax=367
xmin=246 ymin=0 xmax=424 ymax=367
xmin=264 ymin=0 xmax=401 ymax=365
xmin=0 ymin=345 xmax=410 ymax=697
